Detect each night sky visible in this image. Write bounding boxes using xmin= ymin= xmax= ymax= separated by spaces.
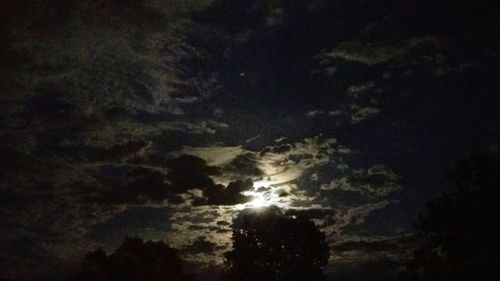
xmin=1 ymin=0 xmax=499 ymax=280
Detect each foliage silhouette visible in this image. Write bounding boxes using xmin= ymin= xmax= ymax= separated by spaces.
xmin=404 ymin=152 xmax=500 ymax=281
xmin=76 ymin=237 xmax=195 ymax=281
xmin=222 ymin=207 xmax=330 ymax=281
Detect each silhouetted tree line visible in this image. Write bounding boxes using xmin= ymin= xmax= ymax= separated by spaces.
xmin=400 ymin=152 xmax=500 ymax=281
xmin=221 ymin=208 xmax=330 ymax=281
xmin=76 ymin=209 xmax=330 ymax=281
xmin=75 ymin=237 xmax=195 ymax=281
xmin=76 ymin=152 xmax=500 ymax=281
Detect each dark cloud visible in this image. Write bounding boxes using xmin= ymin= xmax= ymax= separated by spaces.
xmin=84 ymin=155 xmax=255 ymax=206
xmin=84 ymin=140 xmax=149 ymax=162
xmin=165 ymin=155 xmax=221 ymax=193
xmin=222 ymin=153 xmax=262 ymax=177
xmin=185 ymin=236 xmax=220 ymax=254
xmin=216 ymin=220 xmax=230 ymax=226
xmin=333 ymin=240 xmax=397 ymax=253
xmin=89 ymin=165 xmax=170 ymax=204
xmin=285 ymin=208 xmax=336 ymax=221
xmin=89 ymin=207 xmax=172 ymax=249
xmin=195 ymin=179 xmax=253 ymax=206
xmin=259 ymin=143 xmax=294 ymax=155
xmin=1 ymin=0 xmax=499 ymax=279
xmin=321 ymin=165 xmax=400 ymax=202
xmin=340 ymin=201 xmax=414 ymax=238
xmin=187 ymin=225 xmax=225 ymax=233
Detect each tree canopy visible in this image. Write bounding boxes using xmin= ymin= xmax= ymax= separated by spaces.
xmin=222 ymin=208 xmax=330 ymax=281
xmin=404 ymin=153 xmax=500 ymax=281
xmin=76 ymin=237 xmax=195 ymax=281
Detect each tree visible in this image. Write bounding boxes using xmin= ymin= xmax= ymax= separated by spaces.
xmin=222 ymin=207 xmax=330 ymax=281
xmin=76 ymin=237 xmax=195 ymax=281
xmin=405 ymin=152 xmax=500 ymax=281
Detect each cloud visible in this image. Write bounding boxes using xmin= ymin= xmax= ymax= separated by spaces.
xmin=174 ymin=96 xmax=200 ymax=104
xmin=305 ymin=109 xmax=347 ymax=120
xmin=180 ymin=136 xmax=338 ymax=188
xmin=82 ymin=119 xmax=228 ymax=150
xmin=195 ymin=179 xmax=253 ymax=206
xmin=222 ymin=153 xmax=263 ymax=177
xmin=245 ymin=135 xmax=261 ymax=143
xmin=326 ymin=234 xmax=417 ymax=279
xmin=324 ymin=41 xmax=404 ymax=65
xmin=87 ymin=164 xmax=171 ymax=204
xmin=185 ymin=236 xmax=221 ymax=254
xmin=306 ymin=110 xmax=326 ymax=117
xmin=165 ymin=155 xmax=221 ymax=193
xmin=340 ymin=201 xmax=394 ymax=227
xmin=180 ymin=146 xmax=246 ymax=167
xmin=75 ymin=155 xmax=225 ymax=206
xmin=76 ymin=135 xmax=338 ymax=211
xmin=285 ymin=208 xmax=336 ymax=221
xmin=347 ymin=81 xmax=376 ymax=97
xmin=167 ymin=206 xmax=235 ymax=265
xmin=181 ymin=120 xmax=229 ymax=135
xmin=333 ymin=240 xmax=397 ymax=253
xmin=321 ymin=165 xmax=400 ymax=199
xmin=156 ymin=135 xmax=347 ymax=266
xmin=0 ymin=1 xmax=226 ymax=277
xmin=258 ymin=136 xmax=337 ymax=172
xmin=88 ymin=207 xmax=172 ymax=250
xmin=179 ymin=146 xmax=261 ymax=184
xmin=350 ymin=106 xmax=380 ymax=124
xmin=319 ymin=36 xmax=448 ymax=72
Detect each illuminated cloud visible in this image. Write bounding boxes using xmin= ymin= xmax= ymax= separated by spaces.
xmin=144 ymin=135 xmax=343 ymax=265
xmin=3 ymin=1 xmax=496 ymax=279
xmin=323 ymin=41 xmax=404 ymax=65
xmin=180 ymin=146 xmax=246 ymax=167
xmin=347 ymin=81 xmax=376 ymax=98
xmin=306 ymin=110 xmax=326 ymax=117
xmin=321 ymin=165 xmax=400 ymax=199
xmin=350 ymin=106 xmax=381 ymax=124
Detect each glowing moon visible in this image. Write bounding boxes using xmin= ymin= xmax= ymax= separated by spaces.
xmin=248 ymin=193 xmax=271 ymax=208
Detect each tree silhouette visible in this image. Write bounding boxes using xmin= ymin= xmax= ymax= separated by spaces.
xmin=405 ymin=152 xmax=500 ymax=281
xmin=76 ymin=237 xmax=195 ymax=281
xmin=222 ymin=208 xmax=330 ymax=281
